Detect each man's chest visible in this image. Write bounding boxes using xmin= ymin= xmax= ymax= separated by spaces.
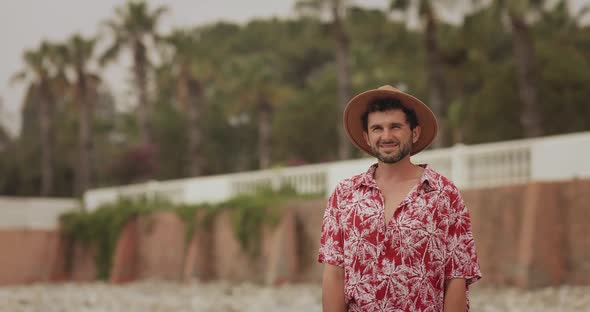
xmin=338 ymin=188 xmax=450 ymax=261
xmin=378 ymin=179 xmax=420 ymax=224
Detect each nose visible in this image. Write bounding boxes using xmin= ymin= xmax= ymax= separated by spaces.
xmin=381 ymin=128 xmax=396 ymax=139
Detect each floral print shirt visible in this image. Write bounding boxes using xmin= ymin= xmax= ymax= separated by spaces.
xmin=318 ymin=164 xmax=482 ymax=311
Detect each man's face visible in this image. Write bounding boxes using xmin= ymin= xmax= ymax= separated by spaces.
xmin=363 ymin=109 xmax=420 ymax=164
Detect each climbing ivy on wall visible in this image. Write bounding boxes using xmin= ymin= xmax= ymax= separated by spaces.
xmin=60 ymin=187 xmax=321 ymax=280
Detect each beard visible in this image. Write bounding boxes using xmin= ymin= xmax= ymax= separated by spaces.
xmin=370 ymin=135 xmax=413 ymax=164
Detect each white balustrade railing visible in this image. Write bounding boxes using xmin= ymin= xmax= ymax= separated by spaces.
xmin=83 ymin=131 xmax=590 ymax=211
xmin=0 ymin=197 xmax=79 ymax=229
xmin=231 ymin=163 xmax=328 ymax=195
xmin=464 ymin=140 xmax=532 ymax=188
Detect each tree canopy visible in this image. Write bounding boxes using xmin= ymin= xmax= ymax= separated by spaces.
xmin=1 ymin=0 xmax=590 ymax=197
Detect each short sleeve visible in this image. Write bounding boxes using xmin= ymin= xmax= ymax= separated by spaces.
xmin=444 ymin=189 xmax=482 ymax=286
xmin=317 ymin=186 xmax=344 ymax=267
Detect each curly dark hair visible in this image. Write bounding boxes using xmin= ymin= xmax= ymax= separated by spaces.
xmin=361 ymin=98 xmax=419 ymax=132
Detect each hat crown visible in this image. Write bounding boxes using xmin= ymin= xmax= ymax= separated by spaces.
xmin=377 ymin=85 xmax=399 ymax=92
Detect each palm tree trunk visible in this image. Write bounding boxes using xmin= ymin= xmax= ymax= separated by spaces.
xmin=186 ymin=76 xmax=203 ymax=176
xmin=76 ymin=69 xmax=93 ymax=197
xmin=332 ymin=0 xmax=352 ymax=160
xmin=177 ymin=66 xmax=203 ymax=176
xmin=39 ymin=79 xmax=54 ymax=196
xmin=133 ymin=40 xmax=152 ymax=145
xmin=424 ymin=6 xmax=449 ymax=148
xmin=258 ymin=101 xmax=272 ymax=169
xmin=509 ymin=13 xmax=543 ymax=137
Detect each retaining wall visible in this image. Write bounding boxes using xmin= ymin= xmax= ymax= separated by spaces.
xmin=1 ymin=180 xmax=589 ymax=287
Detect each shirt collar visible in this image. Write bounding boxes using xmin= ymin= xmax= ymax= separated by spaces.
xmin=356 ymin=163 xmax=439 ymax=193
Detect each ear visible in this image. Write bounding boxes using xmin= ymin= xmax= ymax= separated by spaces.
xmin=363 ymin=131 xmax=370 ymax=146
xmin=412 ymin=126 xmax=421 ymax=144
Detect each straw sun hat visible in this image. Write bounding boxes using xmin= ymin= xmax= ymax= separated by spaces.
xmin=343 ymin=85 xmax=438 ymax=156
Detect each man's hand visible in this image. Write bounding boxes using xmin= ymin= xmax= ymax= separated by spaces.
xmin=443 ymin=278 xmax=467 ymax=312
xmin=322 ymin=264 xmax=346 ymax=312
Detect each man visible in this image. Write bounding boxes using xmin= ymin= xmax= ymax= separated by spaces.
xmin=318 ymin=85 xmax=481 ymax=311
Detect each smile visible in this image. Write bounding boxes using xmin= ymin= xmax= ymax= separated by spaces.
xmin=379 ymin=142 xmax=399 ymax=149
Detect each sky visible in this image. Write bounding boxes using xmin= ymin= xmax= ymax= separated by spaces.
xmin=0 ymin=0 xmax=588 ymax=137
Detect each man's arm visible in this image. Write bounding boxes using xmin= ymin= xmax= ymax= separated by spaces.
xmin=443 ymin=278 xmax=467 ymax=312
xmin=322 ymin=264 xmax=346 ymax=312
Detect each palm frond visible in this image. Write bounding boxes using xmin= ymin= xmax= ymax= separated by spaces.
xmin=390 ymin=0 xmax=410 ymax=11
xmin=10 ymin=71 xmax=28 ymax=85
xmin=99 ymin=42 xmax=121 ymax=66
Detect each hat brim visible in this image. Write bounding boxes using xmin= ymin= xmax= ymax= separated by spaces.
xmin=343 ymin=88 xmax=438 ymax=156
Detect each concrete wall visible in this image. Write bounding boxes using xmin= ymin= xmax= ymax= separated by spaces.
xmin=137 ymin=212 xmax=186 ymax=280
xmin=110 ymin=217 xmax=140 ymax=283
xmin=111 ymin=213 xmax=187 ymax=283
xmin=463 ymin=185 xmax=526 ymax=285
xmin=0 ymin=197 xmax=78 ymax=229
xmin=1 ymin=179 xmax=589 ymax=287
xmin=556 ymin=180 xmax=590 ymax=285
xmin=463 ymin=180 xmax=590 ymax=288
xmin=289 ymin=199 xmax=326 ymax=283
xmin=69 ymin=242 xmax=97 ymax=282
xmin=0 ymin=230 xmax=61 ymax=285
xmin=183 ymin=211 xmax=215 ymax=281
xmin=204 ymin=208 xmax=299 ymax=284
xmin=108 ymin=208 xmax=299 ymax=285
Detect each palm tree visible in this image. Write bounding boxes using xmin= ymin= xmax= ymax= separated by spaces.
xmin=161 ymin=29 xmax=213 ymax=176
xmin=296 ymin=0 xmax=353 ymax=159
xmin=58 ymin=34 xmax=102 ymax=196
xmin=100 ymin=0 xmax=167 ymax=146
xmin=12 ymin=42 xmax=62 ymax=196
xmin=474 ymin=0 xmax=585 ymax=138
xmin=390 ymin=0 xmax=453 ymax=147
xmin=536 ymin=0 xmax=589 ymax=38
xmin=226 ymin=53 xmax=294 ymax=169
xmin=496 ymin=0 xmax=545 ymax=137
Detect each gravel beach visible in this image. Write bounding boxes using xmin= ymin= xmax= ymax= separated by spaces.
xmin=0 ymin=281 xmax=588 ymax=312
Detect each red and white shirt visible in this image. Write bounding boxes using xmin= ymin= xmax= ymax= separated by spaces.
xmin=318 ymin=164 xmax=481 ymax=311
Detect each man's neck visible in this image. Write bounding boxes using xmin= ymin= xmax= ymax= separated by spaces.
xmin=374 ymin=157 xmax=422 ymax=184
